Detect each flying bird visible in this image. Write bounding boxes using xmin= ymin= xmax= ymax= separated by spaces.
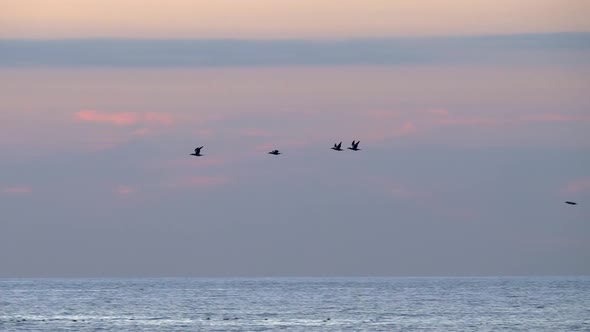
xmin=565 ymin=201 xmax=578 ymax=205
xmin=190 ymin=146 xmax=204 ymax=156
xmin=331 ymin=142 xmax=343 ymax=151
xmin=268 ymin=149 xmax=281 ymax=155
xmin=348 ymin=140 xmax=361 ymax=151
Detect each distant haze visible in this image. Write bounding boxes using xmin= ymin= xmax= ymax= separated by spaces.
xmin=1 ymin=34 xmax=590 ymax=67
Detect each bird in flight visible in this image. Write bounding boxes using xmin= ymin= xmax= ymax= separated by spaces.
xmin=565 ymin=201 xmax=578 ymax=205
xmin=268 ymin=149 xmax=281 ymax=155
xmin=348 ymin=140 xmax=361 ymax=151
xmin=190 ymin=146 xmax=204 ymax=156
xmin=331 ymin=142 xmax=343 ymax=151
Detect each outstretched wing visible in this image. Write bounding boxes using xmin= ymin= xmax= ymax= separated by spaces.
xmin=354 ymin=140 xmax=360 ymax=148
xmin=337 ymin=141 xmax=342 ymax=149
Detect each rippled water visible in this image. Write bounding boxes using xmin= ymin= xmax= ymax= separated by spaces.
xmin=1 ymin=277 xmax=589 ymax=331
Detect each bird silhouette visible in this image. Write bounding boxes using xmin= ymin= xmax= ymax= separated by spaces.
xmin=190 ymin=146 xmax=204 ymax=156
xmin=268 ymin=149 xmax=281 ymax=155
xmin=331 ymin=142 xmax=343 ymax=151
xmin=348 ymin=140 xmax=361 ymax=151
xmin=565 ymin=201 xmax=578 ymax=205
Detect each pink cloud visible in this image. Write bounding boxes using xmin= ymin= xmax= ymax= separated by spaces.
xmin=73 ymin=111 xmax=175 ymax=150
xmin=75 ymin=110 xmax=139 ymax=126
xmin=116 ymin=185 xmax=136 ymax=195
xmin=74 ymin=110 xmax=173 ymax=126
xmin=3 ymin=186 xmax=32 ymax=194
xmin=395 ymin=122 xmax=417 ymax=137
xmin=523 ymin=114 xmax=590 ymax=122
xmin=562 ymin=177 xmax=590 ymax=193
xmin=429 ymin=109 xmax=449 ymax=116
xmin=144 ymin=112 xmax=173 ymax=125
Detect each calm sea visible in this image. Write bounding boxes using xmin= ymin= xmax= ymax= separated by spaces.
xmin=1 ymin=277 xmax=589 ymax=331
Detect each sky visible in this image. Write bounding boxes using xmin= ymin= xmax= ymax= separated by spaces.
xmin=0 ymin=1 xmax=589 ymax=277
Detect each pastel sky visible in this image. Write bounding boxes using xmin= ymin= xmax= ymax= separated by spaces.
xmin=1 ymin=0 xmax=590 ymax=38
xmin=0 ymin=1 xmax=589 ymax=277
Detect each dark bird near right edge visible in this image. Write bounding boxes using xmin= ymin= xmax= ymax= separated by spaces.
xmin=190 ymin=146 xmax=204 ymax=156
xmin=348 ymin=140 xmax=361 ymax=151
xmin=331 ymin=141 xmax=343 ymax=151
xmin=565 ymin=201 xmax=578 ymax=205
xmin=268 ymin=149 xmax=281 ymax=155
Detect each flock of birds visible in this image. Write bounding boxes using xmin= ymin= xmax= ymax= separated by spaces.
xmin=190 ymin=140 xmax=362 ymax=157
xmin=189 ymin=140 xmax=580 ymax=206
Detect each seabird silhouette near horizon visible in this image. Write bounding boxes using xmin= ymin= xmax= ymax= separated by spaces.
xmin=190 ymin=146 xmax=204 ymax=156
xmin=268 ymin=149 xmax=281 ymax=155
xmin=331 ymin=141 xmax=343 ymax=151
xmin=565 ymin=201 xmax=578 ymax=205
xmin=348 ymin=140 xmax=361 ymax=151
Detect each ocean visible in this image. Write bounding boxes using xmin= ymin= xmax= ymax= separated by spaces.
xmin=1 ymin=277 xmax=589 ymax=331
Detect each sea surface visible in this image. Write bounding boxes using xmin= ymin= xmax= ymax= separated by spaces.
xmin=1 ymin=277 xmax=589 ymax=331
